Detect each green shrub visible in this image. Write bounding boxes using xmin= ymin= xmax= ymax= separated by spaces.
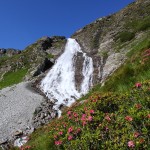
xmin=116 ymin=31 xmax=135 ymax=42
xmin=136 ymin=20 xmax=150 ymax=31
xmin=125 ymin=17 xmax=150 ymax=32
xmin=47 ymin=53 xmax=54 ymax=59
xmin=21 ymin=81 xmax=150 ymax=150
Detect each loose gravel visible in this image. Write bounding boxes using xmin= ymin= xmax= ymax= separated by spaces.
xmin=0 ymin=81 xmax=44 ymax=143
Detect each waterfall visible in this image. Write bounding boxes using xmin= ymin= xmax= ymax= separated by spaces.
xmin=40 ymin=38 xmax=93 ymax=116
xmin=81 ymin=53 xmax=93 ymax=94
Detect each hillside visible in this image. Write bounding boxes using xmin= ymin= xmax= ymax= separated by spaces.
xmin=0 ymin=36 xmax=66 ymax=89
xmin=0 ymin=0 xmax=150 ymax=149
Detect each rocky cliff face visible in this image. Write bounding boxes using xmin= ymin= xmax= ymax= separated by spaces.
xmin=72 ymin=0 xmax=150 ymax=85
xmin=0 ymin=48 xmax=21 ymax=57
xmin=0 ymin=36 xmax=66 ymax=88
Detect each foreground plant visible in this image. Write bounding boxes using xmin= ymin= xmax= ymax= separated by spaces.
xmin=21 ymin=81 xmax=150 ymax=150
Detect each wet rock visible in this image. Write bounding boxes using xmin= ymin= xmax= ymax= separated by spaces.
xmin=13 ymin=130 xmax=23 ymax=136
xmin=14 ymin=136 xmax=29 ymax=147
xmin=51 ymin=111 xmax=57 ymax=119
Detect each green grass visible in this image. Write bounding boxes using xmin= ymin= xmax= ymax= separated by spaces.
xmin=26 ymin=128 xmax=52 ymax=150
xmin=125 ymin=17 xmax=150 ymax=32
xmin=0 ymin=68 xmax=28 ymax=89
xmin=99 ymin=37 xmax=150 ymax=93
xmin=47 ymin=53 xmax=54 ymax=59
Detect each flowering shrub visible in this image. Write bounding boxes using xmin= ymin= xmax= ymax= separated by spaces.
xmin=21 ymin=81 xmax=150 ymax=150
xmin=45 ymin=81 xmax=150 ymax=150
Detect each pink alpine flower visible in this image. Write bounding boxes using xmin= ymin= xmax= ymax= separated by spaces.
xmin=68 ymin=135 xmax=73 ymax=141
xmin=92 ymin=99 xmax=97 ymax=102
xmin=134 ymin=132 xmax=140 ymax=138
xmin=105 ymin=126 xmax=109 ymax=131
xmin=125 ymin=116 xmax=133 ymax=122
xmin=73 ymin=112 xmax=78 ymax=118
xmin=139 ymin=138 xmax=144 ymax=144
xmin=135 ymin=82 xmax=142 ymax=88
xmin=105 ymin=115 xmax=111 ymax=122
xmin=89 ymin=109 xmax=95 ymax=114
xmin=58 ymin=131 xmax=63 ymax=135
xmin=128 ymin=141 xmax=135 ymax=148
xmin=55 ymin=140 xmax=62 ymax=145
xmin=87 ymin=116 xmax=93 ymax=121
xmin=81 ymin=114 xmax=86 ymax=121
xmin=63 ymin=123 xmax=67 ymax=128
xmin=77 ymin=128 xmax=81 ymax=133
xmin=68 ymin=116 xmax=72 ymax=119
xmin=147 ymin=114 xmax=150 ymax=119
xmin=67 ymin=111 xmax=72 ymax=116
xmin=68 ymin=127 xmax=73 ymax=133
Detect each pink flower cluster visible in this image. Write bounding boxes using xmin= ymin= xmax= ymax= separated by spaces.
xmin=68 ymin=135 xmax=73 ymax=141
xmin=128 ymin=141 xmax=135 ymax=148
xmin=125 ymin=116 xmax=133 ymax=122
xmin=81 ymin=113 xmax=93 ymax=126
xmin=134 ymin=132 xmax=140 ymax=138
xmin=105 ymin=115 xmax=111 ymax=122
xmin=55 ymin=140 xmax=62 ymax=145
xmin=68 ymin=126 xmax=73 ymax=133
xmin=135 ymin=82 xmax=142 ymax=88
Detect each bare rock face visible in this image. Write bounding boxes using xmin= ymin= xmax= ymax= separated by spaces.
xmin=72 ymin=0 xmax=150 ymax=85
xmin=0 ymin=36 xmax=67 ymax=84
xmin=0 ymin=48 xmax=21 ymax=57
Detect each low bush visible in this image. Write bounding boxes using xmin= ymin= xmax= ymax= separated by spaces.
xmin=22 ymin=81 xmax=150 ymax=150
xmin=116 ymin=31 xmax=135 ymax=43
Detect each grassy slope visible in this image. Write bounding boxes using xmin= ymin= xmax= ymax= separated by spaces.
xmin=11 ymin=30 xmax=150 ymax=150
xmin=0 ymin=68 xmax=28 ymax=89
xmin=0 ymin=43 xmax=41 ymax=89
xmin=6 ymin=2 xmax=150 ymax=149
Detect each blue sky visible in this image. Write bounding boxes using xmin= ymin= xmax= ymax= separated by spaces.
xmin=0 ymin=0 xmax=134 ymax=50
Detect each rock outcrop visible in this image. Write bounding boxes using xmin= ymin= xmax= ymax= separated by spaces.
xmin=72 ymin=0 xmax=150 ymax=85
xmin=0 ymin=36 xmax=67 ymax=86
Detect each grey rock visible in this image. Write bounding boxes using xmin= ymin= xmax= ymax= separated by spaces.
xmin=35 ymin=107 xmax=42 ymax=114
xmin=14 ymin=130 xmax=23 ymax=136
xmin=0 ymin=138 xmax=8 ymax=145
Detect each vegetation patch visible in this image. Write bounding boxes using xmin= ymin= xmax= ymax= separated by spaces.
xmin=17 ymin=81 xmax=150 ymax=150
xmin=0 ymin=68 xmax=28 ymax=89
xmin=125 ymin=17 xmax=150 ymax=32
xmin=47 ymin=53 xmax=54 ymax=59
xmin=116 ymin=31 xmax=135 ymax=43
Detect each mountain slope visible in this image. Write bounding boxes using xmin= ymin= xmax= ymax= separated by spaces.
xmin=0 ymin=0 xmax=150 ymax=149
xmin=8 ymin=0 xmax=150 ymax=149
xmin=0 ymin=36 xmax=66 ymax=89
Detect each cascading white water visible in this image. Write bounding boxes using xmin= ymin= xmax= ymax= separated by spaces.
xmin=81 ymin=53 xmax=93 ymax=94
xmin=40 ymin=38 xmax=93 ymax=116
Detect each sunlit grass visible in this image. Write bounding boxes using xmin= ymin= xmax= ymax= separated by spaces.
xmin=0 ymin=68 xmax=28 ymax=89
